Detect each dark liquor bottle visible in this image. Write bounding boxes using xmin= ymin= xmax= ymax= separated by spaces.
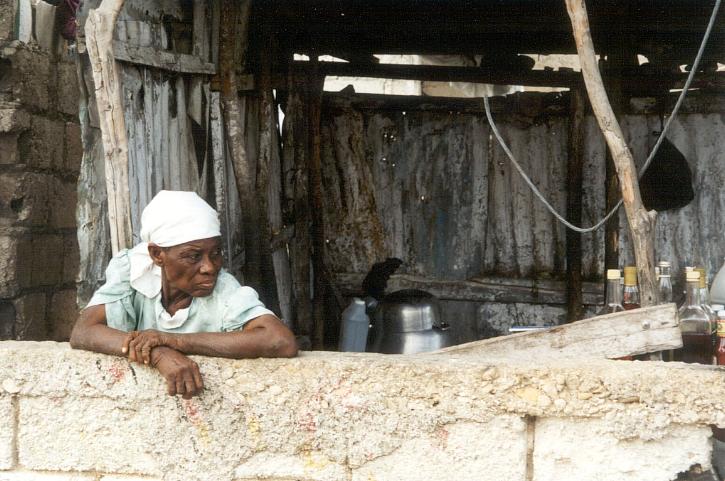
xmin=674 ymin=271 xmax=715 ymax=364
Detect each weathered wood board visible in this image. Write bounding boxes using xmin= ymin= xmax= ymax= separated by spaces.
xmin=434 ymin=304 xmax=681 ymax=360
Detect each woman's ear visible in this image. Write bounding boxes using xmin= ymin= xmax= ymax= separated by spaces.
xmin=148 ymin=243 xmax=165 ymax=267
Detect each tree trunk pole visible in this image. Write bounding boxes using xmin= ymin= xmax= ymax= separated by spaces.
xmin=565 ymin=0 xmax=658 ymax=306
xmin=565 ymin=88 xmax=585 ymax=322
xmin=85 ymin=0 xmax=132 ymax=254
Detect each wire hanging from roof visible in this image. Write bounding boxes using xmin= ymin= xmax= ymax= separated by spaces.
xmin=482 ymin=0 xmax=721 ymax=234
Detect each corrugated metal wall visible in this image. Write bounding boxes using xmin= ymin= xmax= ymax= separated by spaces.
xmin=320 ymin=94 xmax=725 ymax=341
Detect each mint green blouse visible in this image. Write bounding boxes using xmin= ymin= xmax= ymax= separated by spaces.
xmin=86 ymin=249 xmax=274 ymax=333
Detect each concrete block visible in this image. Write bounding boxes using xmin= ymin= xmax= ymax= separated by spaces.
xmin=532 ymin=417 xmax=712 ymax=481
xmin=0 ymin=46 xmax=51 ymax=111
xmin=18 ymin=396 xmax=163 ymax=476
xmin=0 ymin=472 xmax=96 ymax=480
xmin=0 ymin=233 xmax=31 ymax=298
xmin=12 ymin=293 xmax=47 ymax=340
xmin=233 ymin=452 xmax=349 ymax=481
xmin=62 ymin=234 xmax=79 ymax=285
xmin=0 ymin=395 xmax=13 ymax=469
xmin=0 ymin=235 xmax=20 ymax=298
xmin=30 ymin=234 xmax=63 ymax=287
xmin=0 ymin=301 xmax=15 ymax=339
xmin=0 ymin=172 xmax=51 ymax=227
xmin=49 ymin=289 xmax=78 ymax=342
xmin=0 ymin=134 xmax=19 ymax=165
xmin=64 ymin=122 xmax=82 ymax=173
xmin=57 ymin=62 xmax=79 ymax=117
xmin=350 ymin=418 xmax=527 ymax=481
xmin=100 ymin=476 xmax=163 ymax=481
xmin=18 ymin=116 xmax=64 ymax=170
xmin=0 ymin=0 xmax=15 ymax=42
xmin=0 ymin=109 xmax=30 ymax=133
xmin=50 ymin=179 xmax=77 ymax=229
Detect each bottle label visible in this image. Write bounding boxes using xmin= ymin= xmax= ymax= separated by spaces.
xmin=718 ymin=320 xmax=725 ymax=337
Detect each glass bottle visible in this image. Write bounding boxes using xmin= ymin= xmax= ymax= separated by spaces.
xmin=622 ymin=266 xmax=641 ymax=310
xmin=674 ymin=271 xmax=715 ymax=364
xmin=598 ymin=269 xmax=624 ymax=315
xmin=695 ymin=267 xmax=718 ymax=321
xmin=657 ymin=261 xmax=673 ymax=304
xmin=716 ymin=310 xmax=725 ymax=365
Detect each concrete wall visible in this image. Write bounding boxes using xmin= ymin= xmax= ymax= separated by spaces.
xmin=0 ymin=3 xmax=81 ymax=340
xmin=0 ymin=341 xmax=722 ymax=481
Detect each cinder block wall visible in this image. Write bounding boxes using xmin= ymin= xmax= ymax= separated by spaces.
xmin=0 ymin=342 xmax=723 ymax=481
xmin=0 ymin=5 xmax=81 ymax=340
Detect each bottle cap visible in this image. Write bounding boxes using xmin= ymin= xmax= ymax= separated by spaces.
xmin=606 ymin=269 xmax=621 ymax=280
xmin=695 ymin=267 xmax=707 ymax=288
xmin=623 ymin=266 xmax=637 ymax=285
xmin=686 ymin=271 xmax=700 ymax=282
xmin=658 ymin=261 xmax=671 ymax=268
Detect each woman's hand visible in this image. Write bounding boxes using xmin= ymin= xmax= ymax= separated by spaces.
xmin=122 ymin=329 xmax=179 ymax=365
xmin=150 ymin=346 xmax=204 ymax=399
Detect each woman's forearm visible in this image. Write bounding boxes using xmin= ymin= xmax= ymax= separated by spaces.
xmin=172 ymin=316 xmax=297 ymax=359
xmin=70 ymin=306 xmax=129 ymax=357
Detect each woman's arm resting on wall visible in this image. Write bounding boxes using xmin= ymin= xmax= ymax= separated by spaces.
xmin=70 ymin=305 xmax=130 ymax=356
xmin=70 ymin=306 xmax=204 ymax=398
xmin=123 ymin=314 xmax=298 ymax=363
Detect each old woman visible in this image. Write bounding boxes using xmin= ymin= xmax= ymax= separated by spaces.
xmin=71 ymin=190 xmax=297 ymax=398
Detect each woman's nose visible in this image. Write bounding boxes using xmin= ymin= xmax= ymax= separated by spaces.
xmin=199 ymin=255 xmax=216 ymax=275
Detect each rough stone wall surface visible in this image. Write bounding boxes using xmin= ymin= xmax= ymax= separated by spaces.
xmin=0 ymin=342 xmax=723 ymax=481
xmin=0 ymin=3 xmax=81 ymax=341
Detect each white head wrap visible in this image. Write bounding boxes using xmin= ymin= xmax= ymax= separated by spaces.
xmin=129 ymin=190 xmax=221 ymax=299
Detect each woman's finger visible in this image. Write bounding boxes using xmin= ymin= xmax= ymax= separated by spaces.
xmin=192 ymin=365 xmax=204 ymax=392
xmin=121 ymin=331 xmax=137 ymax=354
xmin=175 ymin=378 xmax=185 ymax=397
xmin=141 ymin=345 xmax=152 ymax=365
xmin=166 ymin=375 xmax=177 ymax=396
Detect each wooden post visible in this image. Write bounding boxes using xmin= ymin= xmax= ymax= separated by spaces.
xmin=565 ymin=0 xmax=658 ymax=306
xmin=282 ymin=72 xmax=314 ymax=341
xmin=308 ymin=57 xmax=327 ymax=349
xmin=259 ymin=29 xmax=294 ymax=324
xmin=565 ymin=88 xmax=585 ymax=322
xmin=85 ymin=0 xmax=132 ymax=254
xmin=218 ymin=0 xmax=263 ymax=287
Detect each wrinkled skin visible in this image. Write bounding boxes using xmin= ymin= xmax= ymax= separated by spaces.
xmin=71 ymin=236 xmax=297 ymax=399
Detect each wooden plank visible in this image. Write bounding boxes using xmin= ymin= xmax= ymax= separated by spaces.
xmin=308 ymin=57 xmax=327 ymax=349
xmin=565 ymin=88 xmax=585 ymax=322
xmin=259 ymin=45 xmax=294 ymax=324
xmin=85 ymin=0 xmax=133 ymax=254
xmin=290 ymin=60 xmax=724 ymax=92
xmin=112 ymin=40 xmax=217 ymax=74
xmin=333 ymin=272 xmax=604 ymax=306
xmin=434 ymin=303 xmax=682 ymax=360
xmin=282 ymin=73 xmax=313 ymax=339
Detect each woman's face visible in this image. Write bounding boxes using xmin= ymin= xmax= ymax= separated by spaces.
xmin=151 ymin=237 xmax=224 ymax=297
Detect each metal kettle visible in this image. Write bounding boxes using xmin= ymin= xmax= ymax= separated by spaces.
xmin=368 ymin=289 xmax=452 ymax=354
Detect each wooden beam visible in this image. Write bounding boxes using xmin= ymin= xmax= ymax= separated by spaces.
xmin=112 ymin=41 xmax=217 ymax=74
xmin=565 ymin=88 xmax=585 ymax=323
xmin=434 ymin=303 xmax=681 ymax=360
xmin=566 ymin=0 xmax=658 ymax=306
xmin=333 ymin=273 xmax=604 ymax=306
xmin=85 ymin=0 xmax=132 ymax=254
xmin=290 ymin=60 xmax=724 ymax=92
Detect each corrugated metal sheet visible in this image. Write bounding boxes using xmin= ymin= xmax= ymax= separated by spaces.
xmin=321 ymin=95 xmax=725 ymax=339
